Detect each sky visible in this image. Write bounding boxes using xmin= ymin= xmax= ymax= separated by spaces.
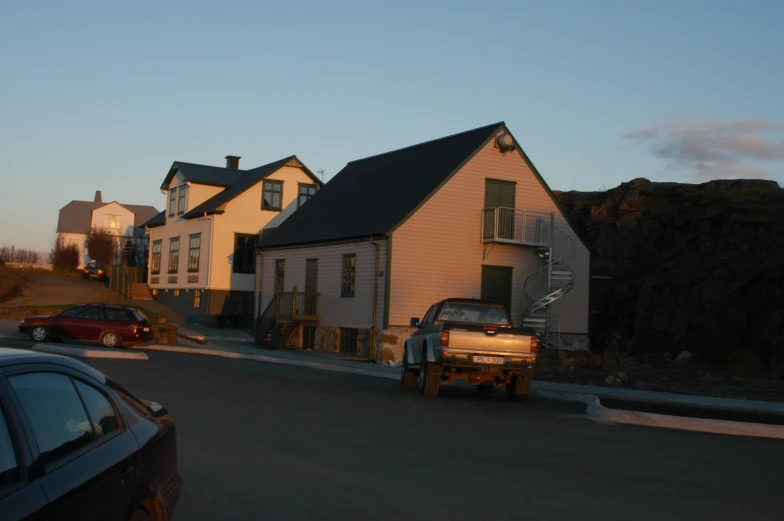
xmin=1 ymin=0 xmax=783 ymax=251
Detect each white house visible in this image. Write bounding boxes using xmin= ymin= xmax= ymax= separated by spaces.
xmin=56 ymin=191 xmax=159 ymax=268
xmin=255 ymin=122 xmax=591 ymax=362
xmin=143 ymin=155 xmax=321 ymax=327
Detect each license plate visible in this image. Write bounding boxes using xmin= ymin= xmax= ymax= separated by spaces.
xmin=473 ymin=355 xmax=504 ymax=365
xmin=143 ymin=327 xmax=150 ymax=332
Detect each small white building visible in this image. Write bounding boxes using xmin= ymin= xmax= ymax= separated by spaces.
xmin=144 ymin=155 xmax=321 ymax=327
xmin=255 ymin=123 xmax=591 ymax=361
xmin=56 ymin=191 xmax=159 ymax=268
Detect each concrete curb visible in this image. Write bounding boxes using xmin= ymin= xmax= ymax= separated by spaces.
xmin=33 ymin=343 xmax=149 ymax=360
xmin=534 ymin=390 xmax=784 ymax=440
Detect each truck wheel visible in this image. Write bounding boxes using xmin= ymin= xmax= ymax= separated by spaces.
xmin=401 ymin=350 xmax=418 ymax=389
xmin=506 ymin=375 xmax=530 ymax=401
xmin=417 ymin=353 xmax=441 ymax=397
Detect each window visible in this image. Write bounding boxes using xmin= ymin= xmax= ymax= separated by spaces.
xmin=303 ymin=326 xmax=316 ymax=349
xmin=233 ymin=234 xmax=257 ymax=274
xmin=168 ymin=237 xmax=180 ymax=273
xmin=59 ymin=306 xmax=84 ymax=318
xmin=104 ymin=214 xmax=122 ymax=230
xmin=341 ymin=254 xmax=356 ymax=297
xmin=274 ymin=259 xmax=285 ymax=293
xmin=168 ymin=189 xmax=177 ymax=217
xmin=9 ymin=373 xmax=94 ymax=466
xmin=194 ymin=289 xmax=201 ymax=309
xmin=421 ymin=304 xmax=439 ymax=327
xmin=151 ymin=240 xmax=162 ymax=274
xmin=177 ymin=185 xmax=186 ymax=215
xmin=0 ymin=406 xmax=19 ymax=489
xmin=298 ymin=183 xmax=319 ymax=208
xmin=188 ymin=234 xmax=201 ymax=272
xmin=262 ymin=180 xmax=283 ymax=211
xmin=82 ymin=307 xmax=105 ymax=320
xmin=73 ymin=380 xmax=120 ymax=438
xmin=229 ymin=291 xmax=253 ymax=315
xmin=173 ymin=289 xmax=180 ymax=297
xmin=339 ymin=327 xmax=358 ymax=354
xmin=105 ymin=308 xmax=130 ymax=321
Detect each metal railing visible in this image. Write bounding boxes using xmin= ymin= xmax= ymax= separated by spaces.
xmin=481 ymin=208 xmax=552 ymax=247
xmin=522 ymin=227 xmax=575 ymax=316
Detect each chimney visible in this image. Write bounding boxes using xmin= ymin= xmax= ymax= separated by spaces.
xmin=94 ymin=190 xmax=102 ymax=203
xmin=225 ymin=155 xmax=241 ymax=169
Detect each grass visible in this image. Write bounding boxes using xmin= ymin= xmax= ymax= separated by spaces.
xmin=0 ymin=266 xmax=28 ymax=303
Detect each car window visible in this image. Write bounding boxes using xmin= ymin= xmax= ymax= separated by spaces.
xmin=81 ymin=307 xmax=105 ymax=320
xmin=105 ymin=308 xmax=130 ymax=321
xmin=131 ymin=310 xmax=149 ymax=322
xmin=9 ymin=373 xmax=94 ymax=466
xmin=58 ymin=306 xmax=84 ymax=319
xmin=419 ymin=304 xmax=436 ymax=327
xmin=0 ymin=406 xmax=19 ymax=489
xmin=73 ymin=380 xmax=120 ymax=438
xmin=436 ymin=303 xmax=511 ymax=325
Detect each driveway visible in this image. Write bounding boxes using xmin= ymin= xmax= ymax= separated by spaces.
xmin=3 ymin=271 xmax=111 ymax=307
xmin=86 ymin=352 xmax=784 ymax=521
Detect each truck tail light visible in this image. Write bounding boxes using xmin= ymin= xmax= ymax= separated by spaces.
xmin=440 ymin=332 xmax=449 ymax=347
xmin=530 ymin=337 xmax=538 ymax=353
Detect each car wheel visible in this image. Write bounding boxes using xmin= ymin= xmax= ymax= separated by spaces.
xmin=417 ymin=348 xmax=441 ymax=397
xmin=506 ymin=375 xmax=530 ymax=401
xmin=31 ymin=326 xmax=48 ymax=342
xmin=101 ymin=331 xmax=119 ymax=348
xmin=401 ymin=348 xmax=418 ymax=388
xmin=129 ymin=509 xmax=153 ymax=521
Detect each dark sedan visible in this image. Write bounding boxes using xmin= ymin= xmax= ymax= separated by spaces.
xmin=82 ymin=262 xmax=108 ymax=281
xmin=19 ymin=304 xmax=153 ymax=348
xmin=0 ymin=348 xmax=182 ymax=521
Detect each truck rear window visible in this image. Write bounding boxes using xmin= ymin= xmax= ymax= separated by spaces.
xmin=436 ymin=303 xmax=510 ymax=325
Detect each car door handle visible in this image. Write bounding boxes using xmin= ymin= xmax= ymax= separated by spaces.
xmin=119 ymin=465 xmax=134 ymax=485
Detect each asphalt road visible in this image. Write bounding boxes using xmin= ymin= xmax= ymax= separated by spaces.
xmin=77 ymin=352 xmax=784 ymax=521
xmin=0 ymin=319 xmax=33 ymax=349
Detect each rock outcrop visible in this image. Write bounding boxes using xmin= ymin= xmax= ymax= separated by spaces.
xmin=554 ymin=178 xmax=784 ymax=367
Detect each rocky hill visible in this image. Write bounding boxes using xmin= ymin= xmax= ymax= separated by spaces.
xmin=554 ymin=178 xmax=784 ymax=369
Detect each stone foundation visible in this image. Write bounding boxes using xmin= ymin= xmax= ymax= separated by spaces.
xmin=315 ymin=325 xmax=339 ymax=353
xmin=550 ymin=333 xmax=590 ymax=351
xmin=381 ymin=326 xmax=417 ymax=362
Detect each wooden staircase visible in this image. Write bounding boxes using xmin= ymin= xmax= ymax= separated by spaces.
xmin=130 ymin=282 xmax=153 ymax=301
xmin=259 ymin=321 xmax=296 ymax=348
xmin=255 ymin=288 xmax=319 ymax=349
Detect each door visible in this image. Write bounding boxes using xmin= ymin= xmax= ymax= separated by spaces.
xmin=304 ymin=259 xmax=318 ymax=316
xmin=50 ymin=306 xmax=85 ymax=340
xmin=481 ymin=266 xmax=513 ymax=316
xmin=411 ymin=303 xmax=439 ymax=365
xmin=79 ymin=307 xmax=107 ymax=342
xmin=485 ymin=179 xmax=516 ymax=240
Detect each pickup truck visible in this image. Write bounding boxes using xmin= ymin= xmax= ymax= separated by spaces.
xmin=401 ymin=298 xmax=538 ymax=400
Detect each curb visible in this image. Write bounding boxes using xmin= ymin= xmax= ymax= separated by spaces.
xmin=534 ymin=390 xmax=784 ymax=440
xmin=33 ymin=343 xmax=149 ymax=360
xmin=135 ymin=343 xmax=784 ymax=439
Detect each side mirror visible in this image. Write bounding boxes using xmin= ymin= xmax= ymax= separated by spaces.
xmin=410 ymin=317 xmax=420 ymax=328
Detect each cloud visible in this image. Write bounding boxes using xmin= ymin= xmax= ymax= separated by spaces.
xmin=624 ymin=119 xmax=784 ymax=182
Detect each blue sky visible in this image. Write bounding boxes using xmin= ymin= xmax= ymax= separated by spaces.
xmin=2 ymin=0 xmax=783 ymax=250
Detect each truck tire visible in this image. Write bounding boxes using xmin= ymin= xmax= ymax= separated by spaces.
xmin=506 ymin=375 xmax=530 ymax=401
xmin=401 ymin=350 xmax=418 ymax=389
xmin=418 ymin=351 xmax=441 ymax=397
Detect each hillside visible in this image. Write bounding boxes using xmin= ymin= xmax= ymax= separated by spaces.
xmin=554 ymin=178 xmax=784 ymax=369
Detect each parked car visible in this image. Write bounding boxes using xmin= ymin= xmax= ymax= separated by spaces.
xmin=0 ymin=347 xmax=182 ymax=521
xmin=82 ymin=262 xmax=108 ymax=281
xmin=19 ymin=304 xmax=153 ymax=348
xmin=401 ymin=298 xmax=538 ymax=399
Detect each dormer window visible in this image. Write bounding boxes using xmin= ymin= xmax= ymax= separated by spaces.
xmin=177 ymin=185 xmax=187 ymax=215
xmin=262 ymin=180 xmax=283 ymax=211
xmin=168 ymin=189 xmax=176 ymax=217
xmin=298 ymin=183 xmax=319 ymax=208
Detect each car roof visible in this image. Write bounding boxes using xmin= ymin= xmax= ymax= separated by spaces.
xmin=441 ymin=298 xmax=504 ymax=306
xmin=0 ymin=348 xmax=106 ymax=383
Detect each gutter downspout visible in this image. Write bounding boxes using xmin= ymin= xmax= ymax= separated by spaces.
xmin=370 ymin=236 xmax=380 ymax=361
xmin=204 ymin=213 xmax=215 ymax=319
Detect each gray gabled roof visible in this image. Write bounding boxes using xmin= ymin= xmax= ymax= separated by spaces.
xmin=160 ymin=162 xmax=244 ymax=190
xmin=182 ymin=156 xmax=320 ymax=218
xmin=141 ymin=210 xmax=166 ymax=228
xmin=57 ymin=200 xmax=160 ymax=234
xmin=258 ymin=122 xmax=504 ymax=248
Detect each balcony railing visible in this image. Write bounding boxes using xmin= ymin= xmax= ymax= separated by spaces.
xmin=481 ymin=208 xmax=553 ymax=247
xmin=275 ymin=287 xmax=319 ymax=321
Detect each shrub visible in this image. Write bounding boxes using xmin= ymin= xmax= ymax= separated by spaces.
xmin=85 ymin=227 xmax=119 ymax=265
xmin=50 ymin=237 xmax=80 ymax=272
xmin=0 ymin=245 xmax=41 ymax=264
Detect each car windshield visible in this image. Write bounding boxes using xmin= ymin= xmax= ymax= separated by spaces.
xmin=435 ymin=303 xmax=510 ymax=325
xmin=131 ymin=309 xmax=149 ymax=322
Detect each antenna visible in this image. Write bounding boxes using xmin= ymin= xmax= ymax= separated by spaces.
xmin=316 ymin=168 xmax=325 ymax=182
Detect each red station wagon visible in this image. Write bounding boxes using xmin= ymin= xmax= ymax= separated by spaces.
xmin=19 ymin=304 xmax=154 ymax=348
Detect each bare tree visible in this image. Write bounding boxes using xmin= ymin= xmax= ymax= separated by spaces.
xmin=0 ymin=246 xmax=40 ymax=264
xmin=85 ymin=227 xmax=119 ymax=265
xmin=50 ymin=237 xmax=79 ymax=271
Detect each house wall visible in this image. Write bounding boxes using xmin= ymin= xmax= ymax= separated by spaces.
xmin=211 ymin=166 xmax=316 ymax=292
xmin=389 ymin=132 xmax=590 ymax=335
xmin=90 ymin=202 xmax=138 ymax=238
xmin=147 ymin=217 xmax=213 ymax=290
xmin=258 ymin=239 xmax=387 ymax=330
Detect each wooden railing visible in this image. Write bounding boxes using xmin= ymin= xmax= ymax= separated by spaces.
xmin=275 ymin=287 xmax=319 ymax=320
xmin=109 ymin=264 xmax=146 ymax=299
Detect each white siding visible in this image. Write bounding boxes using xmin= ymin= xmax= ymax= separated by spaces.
xmin=57 ymin=232 xmax=88 ymax=268
xmin=147 ymin=217 xmax=212 ymax=290
xmin=389 ymin=132 xmax=590 ymax=334
xmin=259 ymin=240 xmax=387 ymax=329
xmin=90 ymin=202 xmax=137 ymax=238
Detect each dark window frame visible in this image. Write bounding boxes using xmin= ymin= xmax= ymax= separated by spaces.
xmin=193 ymin=289 xmax=201 ymax=309
xmin=168 ymin=189 xmax=177 ymax=217
xmin=0 ymin=400 xmax=21 ymax=495
xmin=274 ymin=259 xmax=285 ymax=293
xmin=341 ymin=254 xmax=356 ymax=298
xmin=168 ymin=237 xmax=180 ymax=273
xmin=262 ymin=180 xmax=283 ymax=211
xmin=188 ymin=234 xmax=201 ymax=272
xmin=177 ymin=185 xmax=187 ymax=215
xmin=232 ymin=234 xmax=257 ymax=274
xmin=150 ymin=240 xmax=162 ymax=274
xmin=297 ymin=183 xmax=319 ymax=208
xmin=339 ymin=327 xmax=358 ymax=354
